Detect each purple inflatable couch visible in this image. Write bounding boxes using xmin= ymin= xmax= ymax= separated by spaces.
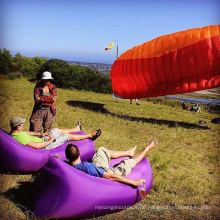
xmin=0 ymin=129 xmax=95 ymax=172
xmin=32 ymin=156 xmax=153 ymax=219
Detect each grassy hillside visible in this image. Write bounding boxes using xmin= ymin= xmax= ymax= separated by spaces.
xmin=0 ymin=76 xmax=219 ymax=220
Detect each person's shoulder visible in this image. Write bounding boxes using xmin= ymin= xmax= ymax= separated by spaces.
xmin=73 ymin=162 xmax=87 ymax=171
xmin=11 ymin=131 xmax=21 ymax=135
xmin=11 ymin=131 xmax=26 ymax=140
xmin=13 ymin=131 xmax=27 ymax=137
xmin=50 ymin=83 xmax=56 ymax=90
xmin=35 ymin=82 xmax=42 ymax=89
xmin=78 ymin=162 xmax=90 ymax=167
xmin=73 ymin=162 xmax=83 ymax=167
xmin=76 ymin=162 xmax=93 ymax=171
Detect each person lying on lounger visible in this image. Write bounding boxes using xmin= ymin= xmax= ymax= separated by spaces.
xmin=65 ymin=139 xmax=157 ymax=186
xmin=9 ymin=116 xmax=101 ymax=150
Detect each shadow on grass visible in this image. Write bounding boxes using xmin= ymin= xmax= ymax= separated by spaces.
xmin=0 ymin=171 xmax=37 ymax=175
xmin=2 ymin=175 xmax=38 ymax=214
xmin=66 ymin=100 xmax=210 ymax=130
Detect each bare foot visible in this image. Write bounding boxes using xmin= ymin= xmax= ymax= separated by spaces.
xmin=75 ymin=126 xmax=81 ymax=132
xmin=91 ymin=131 xmax=96 ymax=138
xmin=127 ymin=145 xmax=137 ymax=157
xmin=145 ymin=139 xmax=158 ymax=151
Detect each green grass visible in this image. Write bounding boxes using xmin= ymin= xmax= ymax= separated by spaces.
xmin=0 ymin=76 xmax=219 ymax=220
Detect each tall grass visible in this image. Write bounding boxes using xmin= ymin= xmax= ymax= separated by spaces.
xmin=0 ymin=75 xmax=219 ymax=219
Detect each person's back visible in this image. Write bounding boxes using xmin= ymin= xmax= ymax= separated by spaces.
xmin=71 ymin=162 xmax=105 ymax=177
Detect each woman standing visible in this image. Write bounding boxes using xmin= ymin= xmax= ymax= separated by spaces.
xmin=29 ymin=71 xmax=57 ymax=133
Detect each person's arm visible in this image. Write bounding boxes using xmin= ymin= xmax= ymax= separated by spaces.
xmin=51 ymin=95 xmax=56 ymax=103
xmin=35 ymin=94 xmax=54 ymax=104
xmin=34 ymin=87 xmax=55 ymax=104
xmin=26 ymin=136 xmax=55 ymax=149
xmin=103 ymin=172 xmax=145 ymax=186
xmin=50 ymin=86 xmax=57 ymax=103
xmin=25 ymin=131 xmax=49 ymax=137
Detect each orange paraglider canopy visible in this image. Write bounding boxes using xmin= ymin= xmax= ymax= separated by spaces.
xmin=110 ymin=25 xmax=220 ymax=99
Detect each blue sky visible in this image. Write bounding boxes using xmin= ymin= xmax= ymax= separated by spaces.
xmin=0 ymin=0 xmax=219 ymax=64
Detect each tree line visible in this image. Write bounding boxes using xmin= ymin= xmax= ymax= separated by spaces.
xmin=0 ymin=48 xmax=112 ymax=94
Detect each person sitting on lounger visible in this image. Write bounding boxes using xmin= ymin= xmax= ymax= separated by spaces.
xmin=65 ymin=139 xmax=157 ymax=186
xmin=10 ymin=116 xmax=101 ymax=150
xmin=190 ymin=103 xmax=201 ymax=113
xmin=182 ymin=102 xmax=188 ymax=110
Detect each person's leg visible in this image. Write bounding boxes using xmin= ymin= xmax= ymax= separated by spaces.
xmin=92 ymin=147 xmax=110 ymax=168
xmin=108 ymin=146 xmax=137 ymax=159
xmin=131 ymin=139 xmax=157 ymax=165
xmin=68 ymin=133 xmax=92 ymax=141
xmin=67 ymin=129 xmax=101 ymax=141
xmin=135 ymin=99 xmax=140 ymax=105
xmin=44 ymin=111 xmax=55 ymax=133
xmin=108 ymin=139 xmax=157 ymax=176
xmin=29 ymin=111 xmax=44 ymax=133
xmin=57 ymin=125 xmax=81 ymax=134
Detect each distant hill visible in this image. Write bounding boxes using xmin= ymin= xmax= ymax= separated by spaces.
xmin=38 ymin=56 xmax=112 ymax=75
xmin=67 ymin=61 xmax=112 ymax=75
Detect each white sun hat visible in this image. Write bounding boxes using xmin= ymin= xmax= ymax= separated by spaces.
xmin=41 ymin=71 xmax=54 ymax=80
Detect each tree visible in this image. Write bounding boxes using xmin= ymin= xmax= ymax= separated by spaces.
xmin=32 ymin=56 xmax=47 ymax=66
xmin=12 ymin=52 xmax=23 ymax=72
xmin=0 ymin=48 xmax=112 ymax=94
xmin=19 ymin=56 xmax=39 ymax=78
xmin=0 ymin=48 xmax=13 ymax=74
xmin=38 ymin=59 xmax=72 ymax=87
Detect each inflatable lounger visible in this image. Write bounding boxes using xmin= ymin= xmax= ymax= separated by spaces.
xmin=0 ymin=129 xmax=95 ymax=172
xmin=32 ymin=156 xmax=153 ymax=219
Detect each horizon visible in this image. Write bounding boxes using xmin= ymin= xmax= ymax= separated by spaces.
xmin=1 ymin=0 xmax=220 ymax=64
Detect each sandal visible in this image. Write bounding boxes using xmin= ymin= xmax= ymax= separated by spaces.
xmin=77 ymin=121 xmax=82 ymax=131
xmin=92 ymin=129 xmax=102 ymax=141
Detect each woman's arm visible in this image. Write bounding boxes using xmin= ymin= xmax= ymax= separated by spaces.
xmin=34 ymin=86 xmax=56 ymax=104
xmin=51 ymin=95 xmax=57 ymax=103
